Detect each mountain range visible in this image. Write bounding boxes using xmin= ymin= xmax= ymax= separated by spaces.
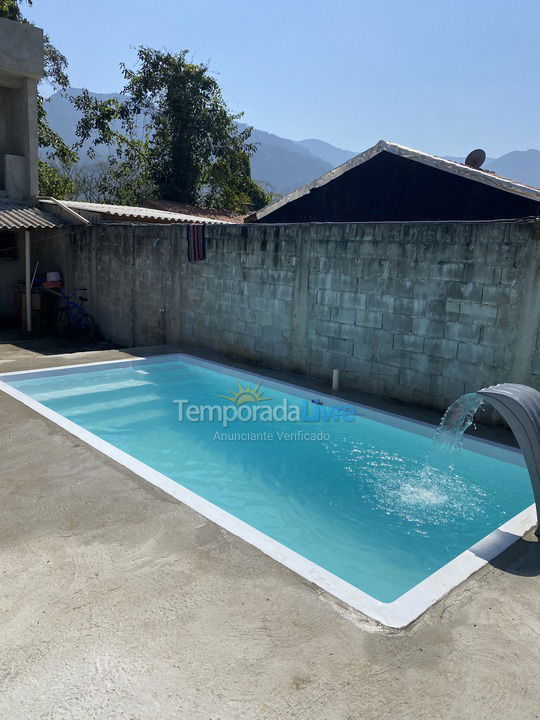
xmin=43 ymin=90 xmax=540 ymax=197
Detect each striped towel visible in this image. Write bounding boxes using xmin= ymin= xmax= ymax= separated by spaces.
xmin=187 ymin=224 xmax=206 ymax=261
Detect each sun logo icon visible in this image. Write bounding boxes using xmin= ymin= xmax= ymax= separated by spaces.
xmin=218 ymin=381 xmax=271 ymax=406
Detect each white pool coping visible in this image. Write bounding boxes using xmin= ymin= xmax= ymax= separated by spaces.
xmin=0 ymin=352 xmax=536 ymax=629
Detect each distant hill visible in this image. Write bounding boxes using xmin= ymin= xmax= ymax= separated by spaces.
xmin=42 ymin=90 xmax=540 ymax=196
xmin=486 ymin=150 xmax=540 ymax=188
xmin=296 ymin=138 xmax=357 ymax=167
xmin=238 ymin=125 xmax=333 ymax=195
xmin=44 ymin=89 xmax=136 ymax=167
xmin=446 ymin=152 xmax=540 ymax=189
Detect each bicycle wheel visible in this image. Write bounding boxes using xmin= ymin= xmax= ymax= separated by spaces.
xmin=55 ymin=307 xmax=70 ymax=336
xmin=78 ymin=312 xmax=96 ymax=341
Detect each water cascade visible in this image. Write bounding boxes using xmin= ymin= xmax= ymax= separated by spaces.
xmin=426 ymin=383 xmax=540 ymax=535
xmin=423 ymin=392 xmax=485 ymax=483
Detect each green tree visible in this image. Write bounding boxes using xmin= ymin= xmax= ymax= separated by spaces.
xmin=74 ymin=47 xmax=270 ymax=213
xmin=0 ymin=0 xmax=77 ymax=198
xmin=73 ymin=136 xmax=157 ymax=206
xmin=0 ymin=0 xmax=23 ymax=20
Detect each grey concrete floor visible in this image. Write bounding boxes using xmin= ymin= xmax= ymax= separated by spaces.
xmin=1 ymin=337 xmax=540 ymax=719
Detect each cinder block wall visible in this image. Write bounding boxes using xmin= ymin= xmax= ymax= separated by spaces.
xmin=49 ymin=219 xmax=540 ymax=412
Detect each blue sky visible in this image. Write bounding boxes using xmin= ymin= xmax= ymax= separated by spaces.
xmin=26 ymin=0 xmax=539 ymax=157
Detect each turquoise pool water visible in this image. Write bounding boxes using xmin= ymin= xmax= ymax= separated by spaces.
xmin=6 ymin=357 xmax=533 ymax=603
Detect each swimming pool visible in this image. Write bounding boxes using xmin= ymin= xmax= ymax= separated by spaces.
xmin=0 ymin=353 xmax=535 ymax=627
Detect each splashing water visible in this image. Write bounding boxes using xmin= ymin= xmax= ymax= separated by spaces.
xmin=397 ymin=393 xmax=486 ymax=511
xmin=424 ymin=392 xmax=486 ymax=480
xmin=360 ymin=392 xmax=488 ymax=525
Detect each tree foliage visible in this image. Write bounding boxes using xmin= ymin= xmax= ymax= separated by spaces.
xmin=2 ymin=5 xmax=269 ymax=211
xmin=74 ymin=48 xmax=270 ymax=212
xmin=0 ymin=0 xmax=26 ymax=20
xmin=73 ymin=136 xmax=157 ymax=206
xmin=0 ymin=0 xmax=77 ymax=198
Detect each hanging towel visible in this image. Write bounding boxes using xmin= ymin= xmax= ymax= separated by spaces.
xmin=187 ymin=224 xmax=206 ymax=261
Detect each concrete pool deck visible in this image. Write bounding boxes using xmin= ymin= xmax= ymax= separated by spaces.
xmin=1 ymin=339 xmax=540 ymax=719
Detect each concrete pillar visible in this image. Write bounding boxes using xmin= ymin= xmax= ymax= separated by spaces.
xmin=25 ymin=229 xmax=31 ymax=332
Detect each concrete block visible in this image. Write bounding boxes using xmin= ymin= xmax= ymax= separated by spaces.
xmin=358 ymin=376 xmax=385 ymax=396
xmin=330 ymin=274 xmax=358 ymax=293
xmin=479 ymin=326 xmax=516 ymax=347
xmin=500 ymin=266 xmax=520 ymax=285
xmin=445 ymin=299 xmax=461 ymax=316
xmin=457 ymin=342 xmax=495 ymax=365
xmin=255 ymin=336 xmax=274 ymax=353
xmin=247 ymin=294 xmax=268 ymax=311
xmin=382 ymin=313 xmax=413 ymax=333
xmin=327 ymin=337 xmax=354 ymax=355
xmin=430 ymin=374 xmax=465 ymax=400
xmin=365 ymin=257 xmax=396 ymax=278
xmin=361 ymin=327 xmax=395 ymax=349
xmin=481 ymin=286 xmax=512 ymax=306
xmin=459 ymin=302 xmax=498 ymax=323
xmin=330 ymin=306 xmax=356 ymax=324
xmin=463 ymin=263 xmax=499 ymax=285
xmin=424 ymin=338 xmax=458 ymax=359
xmin=413 ymin=281 xmax=441 ymax=300
xmin=393 ymin=333 xmax=424 ymax=352
xmin=310 ymin=273 xmax=332 ymax=291
xmin=358 ymin=276 xmax=385 ymax=294
xmin=394 ymin=297 xmax=426 ymax=316
xmin=243 ymin=321 xmax=265 ymax=338
xmin=336 ymin=323 xmax=361 ymax=341
xmin=486 ymin=243 xmax=517 ymax=265
xmin=383 ymin=348 xmax=412 ymax=369
xmin=367 ymin=294 xmax=395 ymax=312
xmin=429 ymin=262 xmax=464 ymax=281
xmin=371 ymin=361 xmax=400 ymax=380
xmin=446 ymin=282 xmax=483 ymax=302
xmin=340 ymin=291 xmax=363 ymax=308
xmin=313 ymin=304 xmax=333 ymax=321
xmin=445 ymin=322 xmax=480 ymax=343
xmin=355 ymin=309 xmax=383 ymax=328
xmin=275 ymin=284 xmax=294 ymax=302
xmin=492 ymin=346 xmax=513 ymax=369
xmin=409 ymin=352 xmax=443 ymax=375
xmin=355 ymin=293 xmax=368 ymax=310
xmin=351 ymin=342 xmax=377 ymax=362
xmin=382 ymin=277 xmax=414 ymax=297
xmin=345 ymin=357 xmax=373 ymax=377
xmin=425 ymin=299 xmax=447 ymax=318
xmin=321 ymin=350 xmax=351 ymax=369
xmin=385 ymin=382 xmax=436 ymax=408
xmin=316 ymin=320 xmax=340 ymax=338
xmin=411 ymin=317 xmax=445 ymax=338
xmin=399 ymin=368 xmax=429 ymax=390
xmin=316 ymin=289 xmax=342 ymax=306
xmin=442 ymin=358 xmax=480 ymax=382
xmin=273 ymin=311 xmax=293 ymax=332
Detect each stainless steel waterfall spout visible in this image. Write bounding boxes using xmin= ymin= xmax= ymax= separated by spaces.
xmin=478 ymin=383 xmax=540 ymax=536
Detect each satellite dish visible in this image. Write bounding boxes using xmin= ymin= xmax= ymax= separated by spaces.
xmin=464 ymin=149 xmax=486 ymax=169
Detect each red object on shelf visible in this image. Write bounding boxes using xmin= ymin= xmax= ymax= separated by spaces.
xmin=41 ymin=281 xmax=64 ymax=289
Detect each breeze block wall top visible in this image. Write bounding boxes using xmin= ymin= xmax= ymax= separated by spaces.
xmin=42 ymin=218 xmax=540 ymax=414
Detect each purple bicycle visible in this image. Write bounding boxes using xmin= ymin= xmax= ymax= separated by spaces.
xmin=51 ymin=287 xmax=96 ymax=340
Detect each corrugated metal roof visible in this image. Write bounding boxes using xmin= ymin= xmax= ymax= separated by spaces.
xmin=0 ymin=197 xmax=71 ymax=230
xmin=61 ymin=200 xmax=233 ymax=225
xmin=250 ymin=140 xmax=540 ymax=222
xmin=144 ymin=198 xmax=245 ymax=223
